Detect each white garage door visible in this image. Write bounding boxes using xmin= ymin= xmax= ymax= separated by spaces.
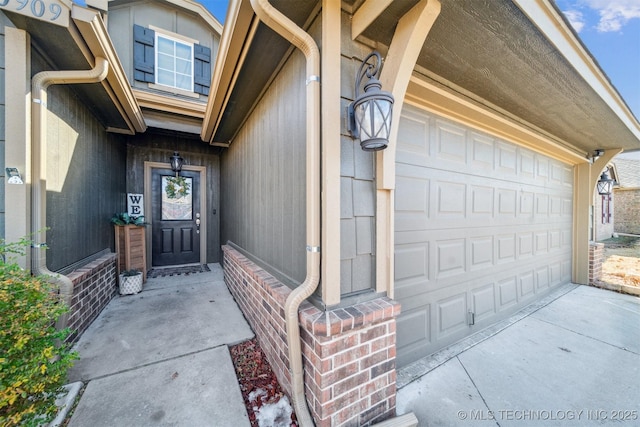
xmin=395 ymin=104 xmax=573 ymax=367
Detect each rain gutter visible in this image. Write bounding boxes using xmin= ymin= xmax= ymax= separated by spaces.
xmin=31 ymin=57 xmax=110 ymax=330
xmin=248 ymin=0 xmax=320 ymax=424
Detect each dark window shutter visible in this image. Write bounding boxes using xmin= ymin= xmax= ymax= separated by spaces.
xmin=194 ymin=44 xmax=211 ymax=95
xmin=133 ymin=24 xmax=155 ymax=83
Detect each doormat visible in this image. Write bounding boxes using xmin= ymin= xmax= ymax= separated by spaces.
xmin=147 ymin=264 xmax=211 ymax=278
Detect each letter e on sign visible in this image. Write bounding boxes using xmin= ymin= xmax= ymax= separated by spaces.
xmin=128 ymin=193 xmax=144 ymax=217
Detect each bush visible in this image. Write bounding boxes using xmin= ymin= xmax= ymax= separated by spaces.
xmin=0 ymin=238 xmax=78 ymax=427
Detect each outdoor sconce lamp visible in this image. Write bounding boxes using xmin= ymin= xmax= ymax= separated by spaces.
xmin=170 ymin=151 xmax=184 ymax=177
xmin=347 ymin=51 xmax=395 ymax=151
xmin=597 ymin=171 xmax=614 ymax=195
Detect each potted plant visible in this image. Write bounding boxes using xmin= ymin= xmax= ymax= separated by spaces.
xmin=119 ymin=269 xmax=143 ymax=295
xmin=112 ymin=213 xmax=147 ymax=282
xmin=111 ymin=212 xmax=146 ymax=227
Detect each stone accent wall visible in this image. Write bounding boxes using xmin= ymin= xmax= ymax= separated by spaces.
xmin=614 ymin=189 xmax=640 ymax=235
xmin=588 ymin=242 xmax=604 ymax=285
xmin=66 ymin=253 xmax=118 ymax=342
xmin=223 ymin=245 xmax=400 ymax=426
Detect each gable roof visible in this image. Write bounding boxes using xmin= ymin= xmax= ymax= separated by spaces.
xmin=108 ymin=0 xmax=223 ymax=33
xmin=614 ymin=158 xmax=640 ymax=188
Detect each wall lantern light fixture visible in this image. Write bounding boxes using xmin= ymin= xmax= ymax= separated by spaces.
xmin=597 ymin=171 xmax=614 ymax=195
xmin=170 ymin=151 xmax=184 ymax=177
xmin=347 ymin=51 xmax=394 ymax=151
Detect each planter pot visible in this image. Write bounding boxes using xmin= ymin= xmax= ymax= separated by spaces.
xmin=114 ymin=225 xmax=147 ymax=282
xmin=119 ymin=273 xmax=143 ymax=295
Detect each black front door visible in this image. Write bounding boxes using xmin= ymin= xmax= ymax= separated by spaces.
xmin=151 ymin=168 xmax=201 ymax=266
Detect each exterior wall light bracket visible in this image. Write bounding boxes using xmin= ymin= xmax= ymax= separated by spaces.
xmin=347 ymin=51 xmax=394 ymax=151
xmin=587 ymin=149 xmax=605 ymax=163
xmin=170 ymin=151 xmax=183 ymax=177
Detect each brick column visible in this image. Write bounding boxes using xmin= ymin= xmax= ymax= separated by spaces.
xmin=588 ymin=242 xmax=605 ymax=285
xmin=222 ymin=245 xmax=400 ymax=426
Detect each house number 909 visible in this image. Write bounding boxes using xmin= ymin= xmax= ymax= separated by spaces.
xmin=0 ymin=0 xmax=62 ymax=22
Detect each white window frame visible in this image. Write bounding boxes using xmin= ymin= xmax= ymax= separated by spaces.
xmin=154 ymin=31 xmax=195 ymax=93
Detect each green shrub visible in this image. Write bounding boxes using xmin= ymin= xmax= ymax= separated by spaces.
xmin=0 ymin=238 xmax=78 ymax=427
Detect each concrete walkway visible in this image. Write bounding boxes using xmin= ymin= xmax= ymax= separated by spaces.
xmin=396 ymin=284 xmax=640 ymax=426
xmin=66 ymin=263 xmax=254 ymax=427
xmin=64 ymin=267 xmax=640 ymax=426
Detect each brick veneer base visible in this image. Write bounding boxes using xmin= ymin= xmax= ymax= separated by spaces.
xmin=65 ymin=253 xmax=118 ymax=342
xmin=588 ymin=242 xmax=604 ymax=285
xmin=223 ymin=245 xmax=401 ymax=426
xmin=614 ymin=189 xmax=640 ymax=235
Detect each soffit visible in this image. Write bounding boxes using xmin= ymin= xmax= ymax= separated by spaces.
xmin=3 ymin=6 xmax=142 ymax=134
xmin=350 ymin=0 xmax=639 ymax=153
xmin=209 ymin=0 xmax=317 ymax=144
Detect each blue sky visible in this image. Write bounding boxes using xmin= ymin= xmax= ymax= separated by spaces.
xmin=198 ymin=0 xmax=639 ymax=121
xmin=555 ymin=0 xmax=640 ymax=120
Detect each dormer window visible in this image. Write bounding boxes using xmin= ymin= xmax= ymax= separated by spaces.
xmin=156 ymin=34 xmax=193 ymax=92
xmin=133 ymin=24 xmax=211 ymax=96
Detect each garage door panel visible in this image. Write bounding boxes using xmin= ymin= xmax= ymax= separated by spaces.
xmin=395 ymin=174 xmax=430 ymax=232
xmin=395 ymin=104 xmax=573 ymax=367
xmin=399 ymin=179 xmax=571 ymax=232
xmin=471 ymin=185 xmax=494 ymax=215
xmin=396 ymin=247 xmax=569 ymax=306
xmin=396 ymin=309 xmax=431 ymax=368
xmin=397 ymin=107 xmax=431 ymax=166
xmin=496 ymin=142 xmax=518 ymax=176
xmin=470 ymin=133 xmax=495 ymax=172
xmin=436 ymin=181 xmax=466 ymax=216
xmin=437 ymin=292 xmax=468 ymax=338
xmin=435 ymin=238 xmax=466 ymax=279
xmin=498 ymin=276 xmax=518 ymax=310
xmin=519 ymin=271 xmax=535 ymax=299
xmin=470 ymin=236 xmax=494 ymax=271
xmin=550 ymin=261 xmax=563 ymax=286
xmin=397 ymin=225 xmax=570 ymax=286
xmin=536 ymin=266 xmax=550 ymax=290
xmin=435 ymin=119 xmax=467 ymax=164
xmin=471 ymin=283 xmax=496 ymax=321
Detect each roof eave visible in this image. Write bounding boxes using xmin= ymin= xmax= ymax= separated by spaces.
xmin=72 ymin=5 xmax=146 ymax=134
xmin=201 ymin=0 xmax=255 ymax=144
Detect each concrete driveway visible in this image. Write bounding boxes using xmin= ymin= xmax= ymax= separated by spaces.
xmin=396 ymin=284 xmax=640 ymax=426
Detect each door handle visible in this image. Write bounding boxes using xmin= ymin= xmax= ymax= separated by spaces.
xmin=196 ymin=213 xmax=201 ymax=234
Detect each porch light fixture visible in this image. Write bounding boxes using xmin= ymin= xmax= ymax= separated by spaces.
xmin=169 ymin=151 xmax=183 ymax=177
xmin=347 ymin=51 xmax=394 ymax=151
xmin=597 ymin=171 xmax=614 ymax=195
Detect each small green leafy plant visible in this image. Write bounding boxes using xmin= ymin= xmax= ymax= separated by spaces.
xmin=0 ymin=237 xmax=78 ymax=427
xmin=111 ymin=212 xmax=145 ymax=226
xmin=121 ymin=269 xmax=141 ymax=277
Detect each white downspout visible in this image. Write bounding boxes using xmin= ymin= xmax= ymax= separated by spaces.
xmin=31 ymin=57 xmax=110 ymax=330
xmin=248 ymin=1 xmax=320 ymax=425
